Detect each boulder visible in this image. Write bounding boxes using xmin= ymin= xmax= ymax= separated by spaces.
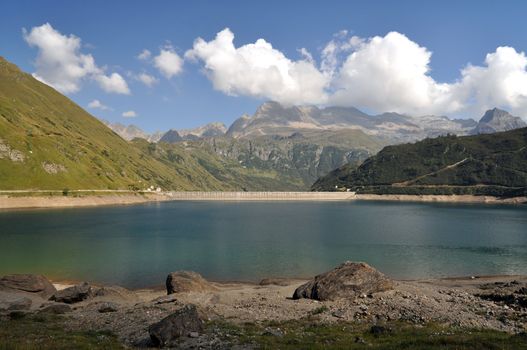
xmin=0 ymin=274 xmax=56 ymax=298
xmin=38 ymin=303 xmax=72 ymax=314
xmin=0 ymin=292 xmax=32 ymax=312
xmin=293 ymin=262 xmax=394 ymax=301
xmin=148 ymin=304 xmax=204 ymax=347
xmin=166 ymin=271 xmax=215 ymax=294
xmin=49 ymin=282 xmax=93 ymax=304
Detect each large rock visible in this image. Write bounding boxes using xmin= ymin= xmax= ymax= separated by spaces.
xmin=49 ymin=282 xmax=93 ymax=304
xmin=293 ymin=262 xmax=394 ymax=301
xmin=0 ymin=274 xmax=56 ymax=298
xmin=0 ymin=292 xmax=32 ymax=312
xmin=148 ymin=304 xmax=204 ymax=347
xmin=166 ymin=271 xmax=215 ymax=294
xmin=38 ymin=303 xmax=72 ymax=314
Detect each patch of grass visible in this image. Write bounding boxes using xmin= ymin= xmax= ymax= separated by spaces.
xmin=0 ymin=314 xmax=124 ymax=350
xmin=310 ymin=305 xmax=329 ymax=315
xmin=211 ymin=319 xmax=527 ymax=350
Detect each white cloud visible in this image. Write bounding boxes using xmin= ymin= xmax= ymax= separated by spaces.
xmin=137 ymin=49 xmax=151 ymax=60
xmin=454 ymin=47 xmax=527 ymax=116
xmin=154 ymin=46 xmax=183 ymax=79
xmin=185 ymin=28 xmax=329 ymax=105
xmin=23 ymin=23 xmax=130 ymax=95
xmin=88 ymin=99 xmax=111 ymax=110
xmin=136 ymin=72 xmax=159 ymax=87
xmin=329 ymin=31 xmax=456 ymax=115
xmin=122 ymin=110 xmax=137 ymax=118
xmin=95 ymin=73 xmax=130 ymax=94
xmin=186 ymin=28 xmax=527 ymax=118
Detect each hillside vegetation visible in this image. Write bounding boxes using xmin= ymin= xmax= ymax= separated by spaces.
xmin=186 ymin=129 xmax=384 ymax=188
xmin=312 ymin=127 xmax=527 ymax=197
xmin=0 ymin=57 xmax=300 ymax=191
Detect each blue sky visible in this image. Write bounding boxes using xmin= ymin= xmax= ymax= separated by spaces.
xmin=2 ymin=0 xmax=527 ymax=132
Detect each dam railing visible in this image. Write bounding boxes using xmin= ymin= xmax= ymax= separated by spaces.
xmin=166 ymin=191 xmax=356 ymax=201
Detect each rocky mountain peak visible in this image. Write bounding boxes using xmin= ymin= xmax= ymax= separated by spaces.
xmin=159 ymin=129 xmax=183 ymax=143
xmin=472 ymin=108 xmax=526 ymax=134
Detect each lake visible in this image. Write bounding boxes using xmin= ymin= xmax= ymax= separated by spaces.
xmin=0 ymin=200 xmax=526 ymax=288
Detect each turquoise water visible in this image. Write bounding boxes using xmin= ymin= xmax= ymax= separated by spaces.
xmin=0 ymin=201 xmax=526 ymax=288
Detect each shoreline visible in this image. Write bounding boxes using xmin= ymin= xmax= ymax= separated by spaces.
xmin=46 ymin=273 xmax=527 ymax=292
xmin=0 ymin=193 xmax=172 ymax=210
xmin=0 ymin=192 xmax=525 ymax=210
xmin=354 ymin=193 xmax=527 ymax=204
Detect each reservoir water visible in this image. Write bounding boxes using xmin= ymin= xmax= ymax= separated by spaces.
xmin=0 ymin=200 xmax=526 ymax=288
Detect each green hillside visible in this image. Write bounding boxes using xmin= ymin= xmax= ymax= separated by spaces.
xmin=312 ymin=128 xmax=527 ymax=197
xmin=0 ymin=57 xmax=318 ymax=191
xmin=133 ymin=139 xmax=306 ymax=191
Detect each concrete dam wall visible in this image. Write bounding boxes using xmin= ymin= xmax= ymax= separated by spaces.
xmin=167 ymin=192 xmax=356 ymax=201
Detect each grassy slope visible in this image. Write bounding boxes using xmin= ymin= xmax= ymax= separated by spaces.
xmin=0 ymin=57 xmax=205 ymax=190
xmin=133 ymin=139 xmax=306 ymax=191
xmin=312 ymin=127 xmax=527 ymax=196
xmin=0 ymin=57 xmax=303 ymax=191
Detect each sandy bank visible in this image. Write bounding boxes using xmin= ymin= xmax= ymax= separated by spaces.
xmin=0 ymin=193 xmax=171 ymax=210
xmin=355 ymin=193 xmax=527 ymax=204
xmin=1 ymin=192 xmax=526 ymax=209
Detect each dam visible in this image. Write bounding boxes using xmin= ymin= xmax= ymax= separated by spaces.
xmin=166 ymin=191 xmax=356 ymax=201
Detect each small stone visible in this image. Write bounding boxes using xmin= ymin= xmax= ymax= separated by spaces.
xmin=263 ymin=327 xmax=284 ymax=337
xmin=189 ymin=331 xmax=199 ymax=338
xmin=332 ymin=309 xmax=346 ymax=318
xmin=97 ymin=302 xmax=119 ymax=313
xmin=152 ymin=294 xmax=179 ymax=304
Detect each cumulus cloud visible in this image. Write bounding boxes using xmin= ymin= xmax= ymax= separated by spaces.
xmin=122 ymin=110 xmax=137 ymax=118
xmin=136 ymin=72 xmax=159 ymax=87
xmin=187 ymin=28 xmax=527 ymax=118
xmin=154 ymin=46 xmax=183 ymax=78
xmin=454 ymin=47 xmax=527 ymax=116
xmin=95 ymin=72 xmax=130 ymax=94
xmin=88 ymin=99 xmax=111 ymax=110
xmin=137 ymin=49 xmax=151 ymax=60
xmin=23 ymin=23 xmax=130 ymax=95
xmin=185 ymin=28 xmax=329 ymax=105
xmin=329 ymin=31 xmax=456 ymax=115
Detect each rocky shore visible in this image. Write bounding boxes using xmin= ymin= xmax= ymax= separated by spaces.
xmin=1 ymin=263 xmax=527 ymax=348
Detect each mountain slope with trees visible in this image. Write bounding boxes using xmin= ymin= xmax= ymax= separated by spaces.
xmin=312 ymin=126 xmax=527 ymax=197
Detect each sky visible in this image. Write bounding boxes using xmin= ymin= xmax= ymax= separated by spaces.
xmin=2 ymin=0 xmax=527 ymax=132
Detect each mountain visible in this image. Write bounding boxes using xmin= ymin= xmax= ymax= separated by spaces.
xmin=312 ymin=123 xmax=527 ymax=197
xmin=0 ymin=56 xmax=292 ymax=191
xmin=178 ymin=122 xmax=227 ymax=139
xmin=159 ymin=129 xmax=183 ymax=143
xmin=470 ymin=108 xmax=526 ymax=135
xmin=102 ymin=121 xmax=163 ymax=142
xmin=188 ymin=129 xmax=385 ymax=188
xmin=226 ymin=101 xmax=477 ymax=143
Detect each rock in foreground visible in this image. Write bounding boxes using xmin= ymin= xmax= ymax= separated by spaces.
xmin=148 ymin=304 xmax=204 ymax=347
xmin=293 ymin=262 xmax=394 ymax=301
xmin=166 ymin=271 xmax=215 ymax=294
xmin=0 ymin=274 xmax=56 ymax=298
xmin=49 ymin=282 xmax=93 ymax=304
